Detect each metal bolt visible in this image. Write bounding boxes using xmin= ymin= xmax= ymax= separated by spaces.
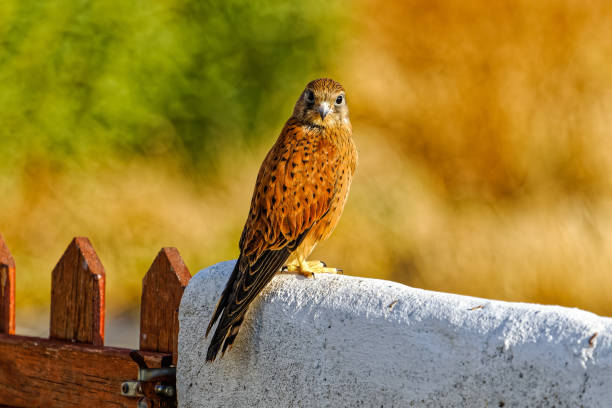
xmin=154 ymin=384 xmax=176 ymax=397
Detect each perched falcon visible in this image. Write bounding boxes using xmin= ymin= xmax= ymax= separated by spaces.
xmin=205 ymin=78 xmax=357 ymax=362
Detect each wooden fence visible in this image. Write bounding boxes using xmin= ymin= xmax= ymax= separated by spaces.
xmin=0 ymin=232 xmax=191 ymax=408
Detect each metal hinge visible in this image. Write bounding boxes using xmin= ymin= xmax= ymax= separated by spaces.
xmin=121 ymin=351 xmax=177 ymax=408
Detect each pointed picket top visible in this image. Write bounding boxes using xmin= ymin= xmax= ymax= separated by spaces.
xmin=0 ymin=233 xmax=16 ymax=335
xmin=50 ymin=237 xmax=105 ymax=346
xmin=140 ymin=247 xmax=191 ymax=363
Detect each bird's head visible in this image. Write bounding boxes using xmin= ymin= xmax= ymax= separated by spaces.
xmin=293 ymin=78 xmax=350 ymax=129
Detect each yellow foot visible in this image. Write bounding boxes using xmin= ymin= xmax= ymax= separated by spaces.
xmin=305 ymin=260 xmax=343 ymax=274
xmin=281 ymin=260 xmax=343 ymax=278
xmin=281 ymin=263 xmax=314 ymax=278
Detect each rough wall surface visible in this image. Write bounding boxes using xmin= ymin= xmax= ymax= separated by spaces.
xmin=178 ymin=260 xmax=612 ymax=407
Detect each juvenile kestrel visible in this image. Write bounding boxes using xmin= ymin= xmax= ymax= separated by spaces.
xmin=205 ymin=78 xmax=357 ymax=362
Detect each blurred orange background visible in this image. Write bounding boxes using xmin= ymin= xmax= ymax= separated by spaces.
xmin=1 ymin=0 xmax=611 ymax=344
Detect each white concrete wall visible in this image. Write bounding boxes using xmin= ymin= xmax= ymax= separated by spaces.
xmin=178 ymin=260 xmax=612 ymax=407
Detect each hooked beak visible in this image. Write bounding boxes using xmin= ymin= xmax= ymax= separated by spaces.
xmin=318 ymin=103 xmax=330 ymax=120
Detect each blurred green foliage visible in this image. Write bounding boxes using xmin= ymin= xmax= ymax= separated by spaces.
xmin=0 ymin=0 xmax=344 ymax=169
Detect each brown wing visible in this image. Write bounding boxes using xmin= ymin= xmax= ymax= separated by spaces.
xmin=205 ymin=118 xmax=340 ymax=361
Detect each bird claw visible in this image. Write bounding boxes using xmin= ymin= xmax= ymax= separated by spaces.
xmin=280 ymin=260 xmax=342 ymax=277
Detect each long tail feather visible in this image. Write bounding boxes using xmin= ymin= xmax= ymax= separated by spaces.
xmin=205 ymin=231 xmax=309 ymax=362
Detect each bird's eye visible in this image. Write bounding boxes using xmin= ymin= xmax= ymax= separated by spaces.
xmin=306 ymin=91 xmax=315 ymax=103
xmin=335 ymin=95 xmax=344 ymax=105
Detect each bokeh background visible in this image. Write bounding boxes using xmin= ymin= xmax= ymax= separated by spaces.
xmin=2 ymin=0 xmax=612 ymax=345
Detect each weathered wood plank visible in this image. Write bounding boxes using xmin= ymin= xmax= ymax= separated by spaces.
xmin=140 ymin=247 xmax=191 ymax=363
xmin=0 ymin=233 xmax=15 ymax=335
xmin=0 ymin=334 xmax=169 ymax=408
xmin=50 ymin=237 xmax=105 ymax=345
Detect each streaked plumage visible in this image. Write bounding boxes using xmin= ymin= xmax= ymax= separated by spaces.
xmin=206 ymin=78 xmax=357 ymax=362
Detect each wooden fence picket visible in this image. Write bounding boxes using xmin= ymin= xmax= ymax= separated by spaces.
xmin=50 ymin=237 xmax=106 ymax=345
xmin=140 ymin=247 xmax=191 ymax=364
xmin=0 ymin=233 xmax=16 ymax=335
xmin=0 ymin=234 xmax=189 ymax=407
